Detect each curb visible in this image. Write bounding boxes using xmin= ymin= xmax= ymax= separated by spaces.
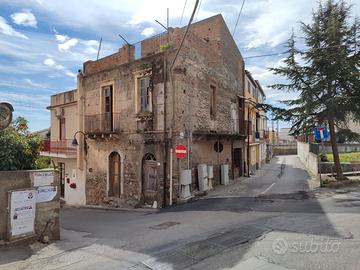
xmin=62 ymin=204 xmax=160 ymax=213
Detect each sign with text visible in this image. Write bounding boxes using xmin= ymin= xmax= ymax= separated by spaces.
xmin=34 ymin=171 xmax=54 ymax=187
xmin=36 ymin=186 xmax=57 ymax=203
xmin=10 ymin=189 xmax=36 ymax=237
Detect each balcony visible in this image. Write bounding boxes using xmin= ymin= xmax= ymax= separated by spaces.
xmin=40 ymin=139 xmax=77 ymax=158
xmin=85 ymin=113 xmax=121 ymax=135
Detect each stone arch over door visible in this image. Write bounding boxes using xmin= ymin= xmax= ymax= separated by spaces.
xmin=142 ymin=153 xmax=158 ymax=205
xmin=108 ymin=151 xmax=123 ymax=197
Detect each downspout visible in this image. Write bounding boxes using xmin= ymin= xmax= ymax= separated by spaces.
xmin=163 ymin=54 xmax=168 ymax=208
xmin=77 ymin=72 xmax=85 ymax=170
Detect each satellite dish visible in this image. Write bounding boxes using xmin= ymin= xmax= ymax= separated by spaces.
xmin=0 ymin=102 xmax=14 ymax=130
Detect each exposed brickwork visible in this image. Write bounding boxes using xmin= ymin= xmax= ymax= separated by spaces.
xmin=80 ymin=14 xmax=247 ymax=207
xmin=84 ymin=44 xmax=135 ymax=76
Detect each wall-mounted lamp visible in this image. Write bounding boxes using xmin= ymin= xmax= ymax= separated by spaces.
xmin=72 ymin=131 xmax=87 ymax=155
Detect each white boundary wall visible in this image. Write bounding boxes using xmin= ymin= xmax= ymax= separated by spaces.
xmin=297 ymin=142 xmax=318 ymax=176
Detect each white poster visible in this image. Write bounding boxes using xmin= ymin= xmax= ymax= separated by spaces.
xmin=36 ymin=186 xmax=57 ymax=203
xmin=10 ymin=189 xmax=36 ymax=237
xmin=34 ymin=171 xmax=53 ymax=187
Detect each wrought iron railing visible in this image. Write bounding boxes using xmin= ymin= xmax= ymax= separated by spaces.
xmin=40 ymin=139 xmax=77 ymax=156
xmin=85 ymin=113 xmax=121 ymax=134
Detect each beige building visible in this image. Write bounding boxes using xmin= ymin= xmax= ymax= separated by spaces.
xmin=244 ymin=70 xmax=268 ymax=175
xmin=40 ymin=90 xmax=82 ymax=204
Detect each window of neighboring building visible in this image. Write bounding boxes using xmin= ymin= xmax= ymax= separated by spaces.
xmin=248 ymin=81 xmax=250 ymax=93
xmin=238 ymin=97 xmax=245 ymax=134
xmin=59 ymin=118 xmax=66 ymax=140
xmin=210 ymin=84 xmax=216 ymax=119
xmin=139 ymin=77 xmax=152 ymax=112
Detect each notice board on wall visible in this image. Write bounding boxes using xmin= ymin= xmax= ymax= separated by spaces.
xmin=9 ymin=189 xmax=36 ymax=237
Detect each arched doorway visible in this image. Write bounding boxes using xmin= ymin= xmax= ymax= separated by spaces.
xmin=142 ymin=153 xmax=158 ymax=205
xmin=108 ymin=152 xmax=121 ymax=197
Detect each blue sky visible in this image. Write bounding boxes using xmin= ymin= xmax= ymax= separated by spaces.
xmin=0 ymin=0 xmax=359 ymax=131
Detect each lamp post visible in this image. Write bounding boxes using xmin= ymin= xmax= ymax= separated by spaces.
xmin=72 ymin=131 xmax=87 ymax=155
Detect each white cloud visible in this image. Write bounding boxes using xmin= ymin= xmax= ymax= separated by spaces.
xmin=58 ymin=38 xmax=78 ymax=52
xmin=141 ymin=27 xmax=155 ymax=37
xmin=243 ymin=0 xmax=318 ymax=49
xmin=43 ymin=58 xmax=55 ymax=66
xmin=0 ymin=16 xmax=28 ymax=39
xmin=81 ymin=40 xmax=99 ymax=47
xmin=24 ymin=78 xmax=48 ymax=88
xmin=55 ymin=34 xmax=69 ymax=42
xmin=65 ymin=70 xmax=76 ymax=78
xmin=81 ymin=39 xmax=99 ymax=55
xmin=11 ymin=10 xmax=38 ymax=28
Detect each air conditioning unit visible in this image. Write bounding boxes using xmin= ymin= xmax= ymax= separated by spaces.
xmin=55 ymin=108 xmax=64 ymax=118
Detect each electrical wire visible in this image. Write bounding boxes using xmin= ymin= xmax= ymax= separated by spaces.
xmin=179 ymin=0 xmax=188 ymax=26
xmin=243 ymin=51 xmax=287 ymax=59
xmin=171 ymin=0 xmax=200 ymax=69
xmin=232 ymin=0 xmax=246 ymax=36
xmin=195 ymin=0 xmax=203 ymax=22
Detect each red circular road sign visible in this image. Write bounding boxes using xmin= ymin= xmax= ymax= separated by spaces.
xmin=175 ymin=145 xmax=187 ymax=159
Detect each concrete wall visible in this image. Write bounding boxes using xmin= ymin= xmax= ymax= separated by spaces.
xmin=297 ymin=142 xmax=318 ymax=176
xmin=319 ymin=162 xmax=360 ymax=174
xmin=274 ymin=144 xmax=297 ymax=156
xmin=0 ymin=169 xmax=60 ymax=243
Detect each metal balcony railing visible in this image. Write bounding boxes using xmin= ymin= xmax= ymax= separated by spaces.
xmin=40 ymin=139 xmax=77 ymax=156
xmin=85 ymin=113 xmax=121 ymax=134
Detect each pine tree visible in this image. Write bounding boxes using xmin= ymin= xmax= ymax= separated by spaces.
xmin=268 ymin=0 xmax=360 ymax=179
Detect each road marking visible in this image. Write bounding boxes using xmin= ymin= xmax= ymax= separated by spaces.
xmin=259 ymin=182 xmax=275 ymax=195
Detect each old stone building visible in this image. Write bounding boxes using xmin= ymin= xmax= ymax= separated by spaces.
xmin=43 ymin=15 xmax=271 ymax=207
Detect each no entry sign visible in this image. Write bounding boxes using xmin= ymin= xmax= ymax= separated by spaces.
xmin=175 ymin=145 xmax=187 ymax=159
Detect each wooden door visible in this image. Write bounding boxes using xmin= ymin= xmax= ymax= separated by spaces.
xmin=233 ymin=148 xmax=243 ymax=177
xmin=142 ymin=156 xmax=158 ymax=205
xmin=109 ymin=152 xmax=121 ymax=197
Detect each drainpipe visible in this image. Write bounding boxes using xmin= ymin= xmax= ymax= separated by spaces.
xmin=77 ymin=72 xmax=85 ymax=171
xmin=247 ymin=107 xmax=250 ymax=177
xmin=163 ymin=55 xmax=168 ymax=208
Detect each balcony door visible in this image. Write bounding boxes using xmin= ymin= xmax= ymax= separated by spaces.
xmin=103 ymin=86 xmax=113 ymax=132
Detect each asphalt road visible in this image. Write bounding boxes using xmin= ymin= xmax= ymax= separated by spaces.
xmin=1 ymin=155 xmax=360 ymax=270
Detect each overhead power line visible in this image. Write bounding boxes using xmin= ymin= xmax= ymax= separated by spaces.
xmin=195 ymin=0 xmax=203 ymax=21
xmin=243 ymin=51 xmax=287 ymax=59
xmin=179 ymin=0 xmax=188 ymax=26
xmin=171 ymin=0 xmax=200 ymax=69
xmin=232 ymin=0 xmax=246 ymax=36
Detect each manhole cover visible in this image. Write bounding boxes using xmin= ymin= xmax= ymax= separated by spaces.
xmin=149 ymin=221 xmax=180 ymax=230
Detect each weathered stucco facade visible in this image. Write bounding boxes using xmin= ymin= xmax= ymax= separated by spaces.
xmin=43 ymin=14 xmax=273 ymax=208
xmin=76 ymin=14 xmax=247 ymax=207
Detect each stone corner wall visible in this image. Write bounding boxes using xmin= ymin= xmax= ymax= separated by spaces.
xmin=0 ymin=169 xmax=60 ymax=244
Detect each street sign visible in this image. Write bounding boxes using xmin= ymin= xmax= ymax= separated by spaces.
xmin=314 ymin=127 xmax=329 ymax=141
xmin=175 ymin=145 xmax=187 ymax=159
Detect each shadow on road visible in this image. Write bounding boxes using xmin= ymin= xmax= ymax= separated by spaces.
xmin=1 ymin=156 xmax=355 ymax=269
